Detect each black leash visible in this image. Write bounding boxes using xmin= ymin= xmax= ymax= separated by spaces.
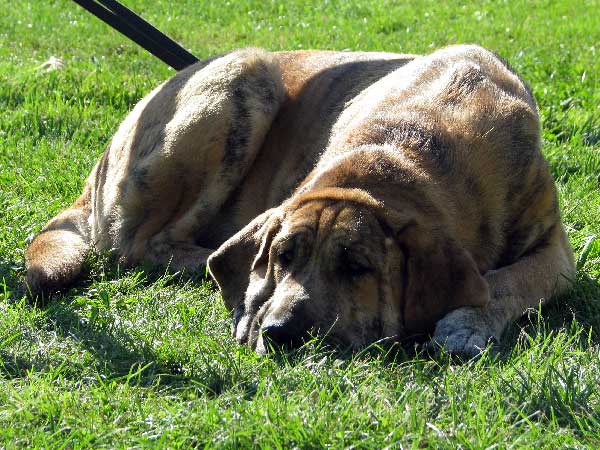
xmin=71 ymin=0 xmax=199 ymax=70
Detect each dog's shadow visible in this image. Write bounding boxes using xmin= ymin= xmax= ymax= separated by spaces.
xmin=500 ymin=273 xmax=600 ymax=353
xmin=0 ymin=257 xmax=210 ymax=385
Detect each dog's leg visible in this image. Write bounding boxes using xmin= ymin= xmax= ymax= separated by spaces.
xmin=116 ymin=49 xmax=286 ymax=268
xmin=25 ymin=183 xmax=92 ymax=295
xmin=144 ymin=240 xmax=215 ymax=273
xmin=430 ymin=224 xmax=575 ymax=357
xmin=25 ymin=49 xmax=285 ymax=294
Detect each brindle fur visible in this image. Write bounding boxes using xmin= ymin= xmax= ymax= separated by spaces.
xmin=25 ymin=45 xmax=575 ymax=356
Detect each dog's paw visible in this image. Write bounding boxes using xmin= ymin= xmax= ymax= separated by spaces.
xmin=426 ymin=307 xmax=498 ymax=359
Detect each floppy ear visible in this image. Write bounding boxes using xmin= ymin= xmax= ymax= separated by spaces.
xmin=207 ymin=208 xmax=281 ymax=311
xmin=398 ymin=223 xmax=490 ymax=335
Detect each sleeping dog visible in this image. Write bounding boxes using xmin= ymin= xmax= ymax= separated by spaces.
xmin=25 ymin=45 xmax=575 ymax=356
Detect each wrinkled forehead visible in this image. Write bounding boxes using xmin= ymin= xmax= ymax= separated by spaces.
xmin=282 ymin=200 xmax=387 ymax=246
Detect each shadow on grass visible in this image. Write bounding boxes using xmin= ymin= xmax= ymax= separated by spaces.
xmin=0 ymin=258 xmax=212 ymax=385
xmin=0 ymin=259 xmax=26 ymax=298
xmin=0 ymin=297 xmax=242 ymax=398
xmin=500 ymin=272 xmax=600 ymax=353
xmin=0 ymin=299 xmax=160 ymax=383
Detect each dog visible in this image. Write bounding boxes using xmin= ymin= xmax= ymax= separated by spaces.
xmin=25 ymin=45 xmax=575 ymax=356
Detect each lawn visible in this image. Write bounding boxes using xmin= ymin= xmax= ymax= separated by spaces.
xmin=1 ymin=0 xmax=599 ymax=448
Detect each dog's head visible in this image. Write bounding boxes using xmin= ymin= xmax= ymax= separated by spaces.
xmin=207 ymin=153 xmax=489 ymax=353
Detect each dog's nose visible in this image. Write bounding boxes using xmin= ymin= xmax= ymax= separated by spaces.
xmin=260 ymin=321 xmax=304 ymax=349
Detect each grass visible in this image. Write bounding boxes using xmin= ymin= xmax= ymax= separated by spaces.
xmin=1 ymin=0 xmax=599 ymax=447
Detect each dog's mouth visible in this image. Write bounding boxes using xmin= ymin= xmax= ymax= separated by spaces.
xmin=254 ymin=327 xmax=310 ymax=354
xmin=232 ymin=304 xmax=392 ymax=354
xmin=231 ymin=300 xmax=320 ymax=353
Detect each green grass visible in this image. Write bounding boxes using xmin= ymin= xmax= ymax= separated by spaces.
xmin=1 ymin=0 xmax=600 ymax=447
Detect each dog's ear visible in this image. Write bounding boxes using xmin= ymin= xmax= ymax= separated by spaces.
xmin=207 ymin=208 xmax=281 ymax=311
xmin=397 ymin=222 xmax=490 ymax=335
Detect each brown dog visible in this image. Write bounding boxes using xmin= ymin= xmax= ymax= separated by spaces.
xmin=25 ymin=45 xmax=575 ymax=356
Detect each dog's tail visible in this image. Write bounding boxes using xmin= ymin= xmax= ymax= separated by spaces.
xmin=25 ymin=183 xmax=92 ymax=297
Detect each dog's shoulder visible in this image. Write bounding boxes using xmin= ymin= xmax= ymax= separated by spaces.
xmin=300 ymin=45 xmax=557 ymax=271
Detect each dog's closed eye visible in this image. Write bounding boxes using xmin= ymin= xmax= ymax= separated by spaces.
xmin=340 ymin=248 xmax=374 ymax=277
xmin=276 ymin=239 xmax=296 ymax=268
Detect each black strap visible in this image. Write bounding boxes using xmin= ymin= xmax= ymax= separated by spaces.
xmin=71 ymin=0 xmax=199 ymax=70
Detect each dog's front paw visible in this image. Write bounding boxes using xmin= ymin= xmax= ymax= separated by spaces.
xmin=426 ymin=307 xmax=498 ymax=359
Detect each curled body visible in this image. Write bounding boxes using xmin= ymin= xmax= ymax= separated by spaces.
xmin=26 ymin=45 xmax=575 ymax=356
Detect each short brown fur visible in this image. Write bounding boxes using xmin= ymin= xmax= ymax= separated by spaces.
xmin=25 ymin=45 xmax=575 ymax=356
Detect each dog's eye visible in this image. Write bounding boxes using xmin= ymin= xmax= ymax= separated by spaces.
xmin=341 ymin=250 xmax=373 ymax=277
xmin=277 ymin=241 xmax=295 ymax=267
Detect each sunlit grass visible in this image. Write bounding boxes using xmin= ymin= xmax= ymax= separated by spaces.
xmin=1 ymin=0 xmax=599 ymax=447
